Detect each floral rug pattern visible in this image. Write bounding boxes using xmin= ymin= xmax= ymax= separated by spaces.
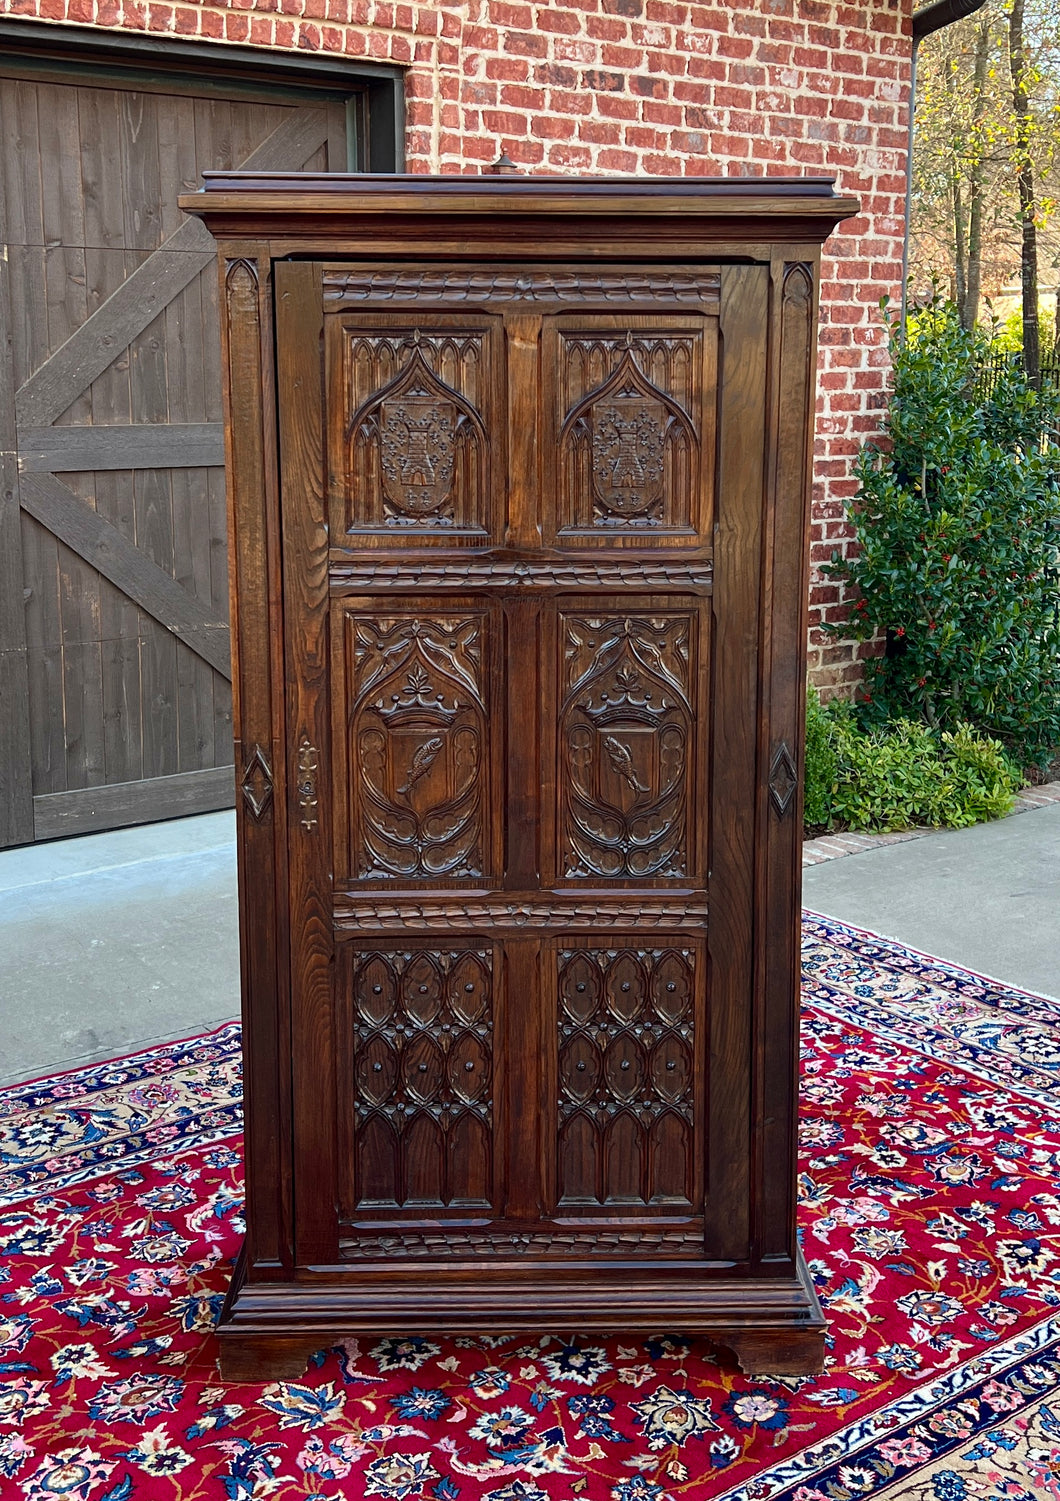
xmin=2 ymin=916 xmax=1060 ymax=1500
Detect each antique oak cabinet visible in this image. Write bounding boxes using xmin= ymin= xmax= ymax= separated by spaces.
xmin=183 ymin=174 xmax=857 ymax=1380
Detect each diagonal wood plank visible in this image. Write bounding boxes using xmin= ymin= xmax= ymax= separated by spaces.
xmin=15 ymin=217 xmax=215 ymax=428
xmin=19 ymin=423 xmax=224 ymax=472
xmin=14 ymin=106 xmax=329 ymax=430
xmin=19 ymin=471 xmax=231 ymax=678
xmin=235 ymin=103 xmax=330 ymax=172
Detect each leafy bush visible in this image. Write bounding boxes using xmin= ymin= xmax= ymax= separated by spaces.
xmin=804 ymin=685 xmax=837 ymax=826
xmin=803 ymin=691 xmax=1021 ymax=833
xmin=826 ymin=290 xmax=1060 ymax=763
xmin=829 ymin=716 xmax=1020 ymax=832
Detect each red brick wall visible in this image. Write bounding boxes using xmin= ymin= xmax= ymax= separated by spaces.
xmin=2 ymin=0 xmax=911 ymax=694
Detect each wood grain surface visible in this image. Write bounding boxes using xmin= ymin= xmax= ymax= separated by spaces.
xmin=188 ymin=175 xmax=857 ymax=1377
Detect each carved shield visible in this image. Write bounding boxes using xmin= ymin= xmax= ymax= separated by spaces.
xmin=379 ymin=396 xmax=457 ymax=516
xmin=590 ymin=396 xmax=666 ymax=516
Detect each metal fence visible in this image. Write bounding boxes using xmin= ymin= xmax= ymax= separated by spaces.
xmin=975 ymin=349 xmax=1060 ymax=424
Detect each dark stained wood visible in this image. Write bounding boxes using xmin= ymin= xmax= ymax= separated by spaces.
xmin=276 ymin=259 xmax=338 ymax=1266
xmin=704 ymin=265 xmax=768 ymax=1266
xmin=756 ymin=257 xmax=820 ymax=1264
xmin=223 ymin=250 xmax=289 ymax=1274
xmin=186 ymin=177 xmax=857 ymax=1378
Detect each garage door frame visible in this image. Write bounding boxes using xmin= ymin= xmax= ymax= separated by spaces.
xmin=0 ymin=20 xmax=404 ymax=847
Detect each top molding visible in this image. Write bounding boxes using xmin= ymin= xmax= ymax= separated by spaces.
xmin=179 ymin=173 xmax=861 ymax=251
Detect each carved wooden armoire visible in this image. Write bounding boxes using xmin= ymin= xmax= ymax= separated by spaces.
xmin=183 ymin=174 xmax=857 ymax=1380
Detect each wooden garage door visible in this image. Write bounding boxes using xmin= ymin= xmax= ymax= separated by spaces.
xmin=0 ymin=67 xmax=354 ymax=846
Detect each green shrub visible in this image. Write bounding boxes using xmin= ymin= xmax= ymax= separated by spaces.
xmin=804 ymin=684 xmax=837 ymax=826
xmin=825 ymin=290 xmax=1060 ymax=764
xmin=828 ymin=716 xmax=1020 ymax=832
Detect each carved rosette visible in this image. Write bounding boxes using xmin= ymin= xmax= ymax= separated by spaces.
xmin=349 ymin=948 xmax=494 ymax=1210
xmin=343 ymin=331 xmax=489 ymax=531
xmin=559 ymin=336 xmax=698 ymax=531
xmin=559 ymin=613 xmax=693 ymax=879
xmin=556 ymin=947 xmax=696 ymax=1208
xmin=350 ymin=614 xmax=488 ymax=879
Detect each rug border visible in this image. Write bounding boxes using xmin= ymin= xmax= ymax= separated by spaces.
xmin=0 ymin=1017 xmax=242 ymax=1097
xmin=802 ymin=908 xmax=1060 ymax=1008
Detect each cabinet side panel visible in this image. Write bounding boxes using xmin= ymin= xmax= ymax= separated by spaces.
xmin=223 ymin=250 xmax=289 ymax=1274
xmin=704 ymin=264 xmax=768 ymax=1264
xmin=276 ymin=260 xmax=339 ymax=1266
xmin=757 ymin=258 xmax=819 ymax=1264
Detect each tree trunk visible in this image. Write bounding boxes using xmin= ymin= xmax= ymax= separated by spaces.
xmin=944 ymin=60 xmax=968 ymax=318
xmin=1008 ymin=0 xmax=1040 ymax=384
xmin=964 ymin=12 xmax=991 ymax=330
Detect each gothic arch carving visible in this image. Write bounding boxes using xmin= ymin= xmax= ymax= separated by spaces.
xmin=559 ymin=342 xmax=698 ymax=528
xmin=345 ymin=333 xmax=489 ymax=530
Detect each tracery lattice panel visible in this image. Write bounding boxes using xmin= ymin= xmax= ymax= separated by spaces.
xmin=347 ymin=948 xmax=495 ymax=1211
xmin=556 ymin=946 xmax=697 ymax=1208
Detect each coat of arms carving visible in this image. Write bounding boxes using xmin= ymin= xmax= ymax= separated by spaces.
xmin=379 ymin=396 xmax=457 ymax=517
xmin=590 ymin=396 xmax=667 ymax=516
xmin=344 ymin=332 xmax=489 ymax=530
xmin=559 ymin=340 xmax=698 ymax=528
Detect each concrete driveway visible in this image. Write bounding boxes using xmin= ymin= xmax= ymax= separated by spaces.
xmin=1 ymin=800 xmax=1058 ymax=1086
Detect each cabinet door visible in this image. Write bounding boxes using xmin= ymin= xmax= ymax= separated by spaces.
xmin=275 ymin=261 xmax=768 ymax=1269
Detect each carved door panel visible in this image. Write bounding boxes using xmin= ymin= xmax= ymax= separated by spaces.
xmin=277 ymin=261 xmax=763 ymax=1268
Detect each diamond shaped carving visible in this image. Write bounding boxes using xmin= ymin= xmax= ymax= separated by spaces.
xmin=240 ymin=745 xmax=273 ymax=821
xmin=768 ymin=742 xmax=798 ymax=818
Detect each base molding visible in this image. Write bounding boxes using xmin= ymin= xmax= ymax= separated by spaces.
xmin=216 ymin=1247 xmax=826 ymax=1381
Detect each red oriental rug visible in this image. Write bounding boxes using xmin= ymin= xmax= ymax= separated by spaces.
xmin=3 ymin=914 xmax=1060 ymax=1501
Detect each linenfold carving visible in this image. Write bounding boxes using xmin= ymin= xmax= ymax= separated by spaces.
xmin=348 ymin=948 xmax=494 ymax=1210
xmin=559 ymin=613 xmax=694 ymax=879
xmin=557 ymin=947 xmax=696 ymax=1208
xmin=349 ymin=613 xmax=489 ymax=879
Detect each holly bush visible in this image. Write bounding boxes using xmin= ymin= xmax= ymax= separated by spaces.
xmin=826 ymin=290 xmax=1060 ymax=764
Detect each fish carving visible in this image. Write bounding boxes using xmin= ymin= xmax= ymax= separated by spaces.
xmin=603 ymin=735 xmax=647 ymax=794
xmin=398 ymin=736 xmax=444 ymax=795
